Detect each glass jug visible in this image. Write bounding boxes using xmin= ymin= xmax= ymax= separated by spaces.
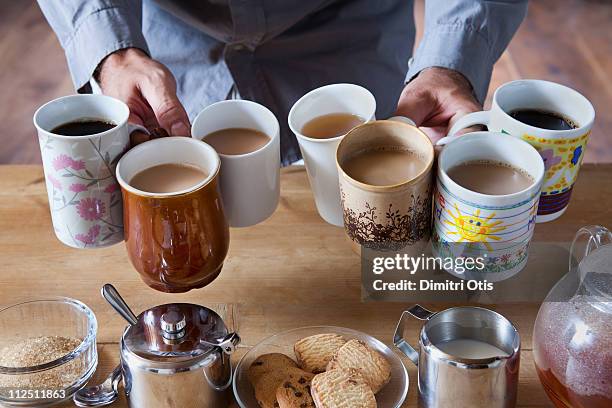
xmin=533 ymin=225 xmax=612 ymax=408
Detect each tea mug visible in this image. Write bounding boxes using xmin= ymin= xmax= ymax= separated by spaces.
xmin=394 ymin=305 xmax=521 ymax=408
xmin=116 ymin=137 xmax=229 ymax=293
xmin=336 ymin=118 xmax=434 ymax=253
xmin=447 ymin=80 xmax=595 ymax=223
xmin=433 ymin=132 xmax=545 ymax=281
xmin=289 ymin=84 xmax=376 ymax=226
xmin=34 ymin=94 xmax=134 ymax=248
xmin=192 ymin=100 xmax=280 ymax=228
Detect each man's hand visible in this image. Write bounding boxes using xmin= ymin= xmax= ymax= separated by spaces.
xmin=396 ymin=67 xmax=482 ymax=143
xmin=97 ymin=48 xmax=191 ymax=146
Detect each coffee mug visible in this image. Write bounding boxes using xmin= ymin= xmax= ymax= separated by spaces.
xmin=289 ymin=84 xmax=376 ymax=226
xmin=192 ymin=100 xmax=280 ymax=228
xmin=447 ymin=79 xmax=595 ymax=223
xmin=336 ymin=118 xmax=434 ymax=253
xmin=34 ymin=94 xmax=133 ymax=248
xmin=116 ymin=137 xmax=229 ymax=293
xmin=394 ymin=305 xmax=520 ymax=408
xmin=433 ymin=132 xmax=544 ymax=281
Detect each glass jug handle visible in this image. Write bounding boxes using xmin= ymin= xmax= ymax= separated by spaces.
xmin=569 ymin=225 xmax=612 ymax=273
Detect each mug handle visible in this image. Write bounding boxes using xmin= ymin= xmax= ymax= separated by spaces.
xmin=393 ymin=304 xmax=436 ymax=366
xmin=388 ymin=116 xmax=416 ymax=126
xmin=128 ymin=123 xmax=149 ymax=134
xmin=437 ymin=111 xmax=491 ymax=146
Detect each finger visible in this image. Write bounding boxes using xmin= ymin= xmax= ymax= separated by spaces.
xmin=122 ymin=98 xmax=153 ymax=147
xmin=419 ymin=126 xmax=447 ymax=143
xmin=139 ymin=76 xmax=191 ymax=136
xmin=395 ymin=88 xmax=436 ymax=127
xmin=130 ymin=130 xmax=150 ymax=147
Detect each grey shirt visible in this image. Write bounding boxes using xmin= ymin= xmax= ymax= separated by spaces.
xmin=38 ymin=0 xmax=527 ymax=165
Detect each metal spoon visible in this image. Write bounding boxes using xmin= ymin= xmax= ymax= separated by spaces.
xmin=74 ymin=365 xmax=122 ymax=407
xmin=73 ymin=284 xmax=138 ymax=407
xmin=101 ymin=283 xmax=138 ymax=325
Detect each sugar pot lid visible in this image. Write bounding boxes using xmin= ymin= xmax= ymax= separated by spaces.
xmin=102 ymin=284 xmax=240 ymax=371
xmin=123 ymin=303 xmax=239 ymax=362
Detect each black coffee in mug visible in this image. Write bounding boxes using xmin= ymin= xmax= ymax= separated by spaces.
xmin=51 ymin=119 xmax=116 ymax=136
xmin=509 ymin=109 xmax=578 ymax=131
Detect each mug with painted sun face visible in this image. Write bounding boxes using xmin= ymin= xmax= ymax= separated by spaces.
xmin=432 ymin=132 xmax=544 ymax=281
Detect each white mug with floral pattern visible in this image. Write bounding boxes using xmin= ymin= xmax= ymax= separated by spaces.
xmin=34 ymin=94 xmax=139 ymax=248
xmin=444 ymin=79 xmax=595 ymax=223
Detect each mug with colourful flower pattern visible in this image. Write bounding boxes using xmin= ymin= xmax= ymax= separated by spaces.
xmin=447 ymin=79 xmax=595 ymax=223
xmin=34 ymin=94 xmax=133 ymax=248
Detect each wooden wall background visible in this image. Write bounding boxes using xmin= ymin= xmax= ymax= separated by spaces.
xmin=1 ymin=0 xmax=610 ymax=164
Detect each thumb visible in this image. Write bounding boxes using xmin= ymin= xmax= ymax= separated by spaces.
xmin=124 ymin=100 xmax=152 ymax=147
xmin=395 ymin=88 xmax=435 ymax=127
xmin=139 ymin=77 xmax=191 ymax=137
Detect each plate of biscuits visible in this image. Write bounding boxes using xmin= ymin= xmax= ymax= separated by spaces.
xmin=233 ymin=326 xmax=409 ymax=408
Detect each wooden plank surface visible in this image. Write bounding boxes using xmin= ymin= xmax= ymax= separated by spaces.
xmin=1 ymin=0 xmax=611 ymax=164
xmin=3 ymin=164 xmax=611 ymax=407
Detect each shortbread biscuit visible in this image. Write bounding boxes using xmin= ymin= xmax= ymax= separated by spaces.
xmin=326 ymin=339 xmax=391 ymax=393
xmin=276 ymin=371 xmax=316 ymax=408
xmin=248 ymin=353 xmax=298 ymax=385
xmin=311 ymin=368 xmax=377 ymax=408
xmin=254 ymin=367 xmax=314 ymax=408
xmin=294 ymin=333 xmax=346 ymax=373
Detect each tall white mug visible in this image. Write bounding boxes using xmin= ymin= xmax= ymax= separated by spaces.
xmin=33 ymin=94 xmax=131 ymax=248
xmin=192 ymin=100 xmax=281 ymax=228
xmin=289 ymin=84 xmax=376 ymax=226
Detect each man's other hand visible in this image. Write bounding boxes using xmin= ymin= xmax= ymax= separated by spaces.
xmin=396 ymin=67 xmax=482 ymax=144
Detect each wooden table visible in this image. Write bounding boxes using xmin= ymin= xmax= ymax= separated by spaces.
xmin=2 ymin=164 xmax=611 ymax=407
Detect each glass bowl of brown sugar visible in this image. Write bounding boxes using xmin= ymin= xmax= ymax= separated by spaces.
xmin=0 ymin=298 xmax=98 ymax=406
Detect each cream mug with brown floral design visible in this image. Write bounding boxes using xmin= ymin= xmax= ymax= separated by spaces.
xmin=336 ymin=118 xmax=434 ymax=254
xmin=34 ymin=94 xmax=137 ymax=248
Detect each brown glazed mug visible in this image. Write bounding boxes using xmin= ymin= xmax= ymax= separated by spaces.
xmin=336 ymin=118 xmax=434 ymax=254
xmin=116 ymin=137 xmax=229 ymax=293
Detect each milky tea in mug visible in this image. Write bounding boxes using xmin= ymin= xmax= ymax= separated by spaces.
xmin=203 ymin=128 xmax=270 ymax=155
xmin=446 ymin=161 xmax=534 ymax=196
xmin=301 ymin=113 xmax=365 ymax=139
xmin=129 ymin=163 xmax=208 ymax=194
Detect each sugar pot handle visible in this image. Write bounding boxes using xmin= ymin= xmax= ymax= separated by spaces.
xmin=393 ymin=305 xmax=436 ymax=366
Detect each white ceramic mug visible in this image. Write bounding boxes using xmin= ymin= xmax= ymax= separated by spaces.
xmin=445 ymin=80 xmax=595 ymax=223
xmin=433 ymin=132 xmax=545 ymax=281
xmin=34 ymin=94 xmax=133 ymax=248
xmin=288 ymin=84 xmax=376 ymax=226
xmin=192 ymin=100 xmax=280 ymax=228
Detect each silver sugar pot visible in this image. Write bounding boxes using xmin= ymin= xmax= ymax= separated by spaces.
xmin=74 ymin=284 xmax=240 ymax=407
xmin=394 ymin=305 xmax=520 ymax=408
